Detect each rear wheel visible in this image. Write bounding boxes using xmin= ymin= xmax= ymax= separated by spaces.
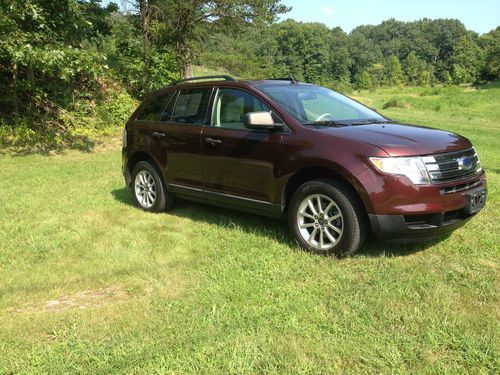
xmin=288 ymin=179 xmax=367 ymax=257
xmin=131 ymin=161 xmax=173 ymax=212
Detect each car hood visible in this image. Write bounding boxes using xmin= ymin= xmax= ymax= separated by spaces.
xmin=320 ymin=123 xmax=472 ymax=156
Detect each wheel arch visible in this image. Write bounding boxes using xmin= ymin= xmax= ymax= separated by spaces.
xmin=281 ymin=166 xmax=373 ymax=215
xmin=126 ymin=151 xmax=165 ymax=187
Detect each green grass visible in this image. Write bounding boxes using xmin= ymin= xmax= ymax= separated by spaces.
xmin=0 ymin=84 xmax=499 ymax=374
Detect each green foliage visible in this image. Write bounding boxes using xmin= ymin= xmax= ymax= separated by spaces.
xmin=0 ymin=0 xmax=499 ymax=149
xmin=451 ymin=35 xmax=485 ymax=83
xmin=480 ymin=27 xmax=500 ymax=80
xmin=419 ymin=70 xmax=433 ymax=86
xmin=354 ymin=71 xmax=372 ymax=90
xmin=197 ymin=17 xmax=497 ymax=89
xmin=142 ymin=0 xmax=290 ymax=76
xmin=382 ymin=98 xmax=407 ymax=109
xmin=0 ymin=80 xmax=137 ymax=150
xmin=388 ymin=55 xmax=404 ymax=86
xmin=405 ymin=52 xmax=424 ymax=84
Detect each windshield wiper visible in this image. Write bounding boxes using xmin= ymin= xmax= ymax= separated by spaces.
xmin=303 ymin=118 xmax=392 ymax=127
xmin=302 ymin=120 xmax=350 ymax=127
xmin=347 ymin=118 xmax=392 ymax=125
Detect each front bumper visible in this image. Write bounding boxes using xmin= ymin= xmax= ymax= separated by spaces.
xmin=369 ymin=209 xmax=477 ymax=244
xmin=357 ymin=168 xmax=487 ymax=243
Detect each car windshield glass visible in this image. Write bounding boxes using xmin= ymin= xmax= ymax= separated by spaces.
xmin=258 ymin=84 xmax=386 ymax=124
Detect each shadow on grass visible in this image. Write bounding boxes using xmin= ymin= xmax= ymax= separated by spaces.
xmin=475 ymin=80 xmax=500 ymax=90
xmin=111 ymin=187 xmax=445 ymax=258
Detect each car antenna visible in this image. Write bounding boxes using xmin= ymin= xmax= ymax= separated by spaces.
xmin=288 ymin=72 xmax=297 ymax=84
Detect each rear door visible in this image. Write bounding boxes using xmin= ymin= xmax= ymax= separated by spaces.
xmin=201 ymin=87 xmax=283 ymax=212
xmin=152 ymin=87 xmax=213 ymax=196
xmin=132 ymin=87 xmax=212 ymax=197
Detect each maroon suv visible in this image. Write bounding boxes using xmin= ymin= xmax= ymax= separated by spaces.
xmin=122 ymin=76 xmax=487 ymax=256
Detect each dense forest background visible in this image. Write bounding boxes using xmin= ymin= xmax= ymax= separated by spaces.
xmin=1 ymin=0 xmax=499 ymax=149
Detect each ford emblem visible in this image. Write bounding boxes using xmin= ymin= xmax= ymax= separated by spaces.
xmin=457 ymin=156 xmax=473 ymax=170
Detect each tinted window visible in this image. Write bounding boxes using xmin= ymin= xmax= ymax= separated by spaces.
xmin=172 ymin=88 xmax=212 ymax=125
xmin=160 ymin=91 xmax=178 ymax=122
xmin=212 ymin=88 xmax=270 ymax=130
xmin=137 ymin=92 xmax=173 ymax=121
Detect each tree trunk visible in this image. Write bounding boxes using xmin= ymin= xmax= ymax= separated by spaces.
xmin=183 ymin=60 xmax=193 ymax=78
xmin=139 ymin=0 xmax=151 ymax=56
xmin=12 ymin=61 xmax=19 ymax=115
xmin=176 ymin=38 xmax=193 ymax=78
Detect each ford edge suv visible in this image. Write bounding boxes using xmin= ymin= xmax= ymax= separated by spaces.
xmin=122 ymin=75 xmax=487 ymax=256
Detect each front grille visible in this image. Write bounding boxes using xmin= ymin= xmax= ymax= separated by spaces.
xmin=440 ymin=178 xmax=482 ymax=195
xmin=422 ymin=148 xmax=482 ymax=184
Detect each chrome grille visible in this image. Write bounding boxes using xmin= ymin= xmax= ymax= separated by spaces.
xmin=422 ymin=148 xmax=482 ymax=184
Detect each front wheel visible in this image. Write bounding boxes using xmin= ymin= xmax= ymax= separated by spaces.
xmin=288 ymin=179 xmax=368 ymax=257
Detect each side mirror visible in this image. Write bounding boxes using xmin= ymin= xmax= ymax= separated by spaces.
xmin=244 ymin=111 xmax=282 ymax=130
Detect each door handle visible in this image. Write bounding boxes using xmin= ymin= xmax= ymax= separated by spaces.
xmin=152 ymin=131 xmax=166 ymax=139
xmin=205 ymin=137 xmax=222 ymax=145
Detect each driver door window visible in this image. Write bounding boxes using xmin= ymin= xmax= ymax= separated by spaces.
xmin=212 ymin=88 xmax=270 ymax=130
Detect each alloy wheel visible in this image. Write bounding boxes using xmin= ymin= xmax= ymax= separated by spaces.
xmin=296 ymin=193 xmax=344 ymax=251
xmin=134 ymin=170 xmax=157 ymax=208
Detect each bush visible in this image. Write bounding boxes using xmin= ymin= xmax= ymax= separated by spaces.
xmin=382 ymin=98 xmax=408 ymax=109
xmin=419 ymin=87 xmax=442 ymax=96
xmin=0 ymin=79 xmax=137 ymax=151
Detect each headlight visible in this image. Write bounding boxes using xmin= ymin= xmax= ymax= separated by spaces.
xmin=369 ymin=156 xmax=430 ymax=185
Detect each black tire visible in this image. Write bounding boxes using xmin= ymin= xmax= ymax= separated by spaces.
xmin=288 ymin=178 xmax=368 ymax=257
xmin=130 ymin=161 xmax=174 ymax=212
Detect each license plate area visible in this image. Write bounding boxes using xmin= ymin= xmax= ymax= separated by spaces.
xmin=466 ymin=188 xmax=486 ymax=214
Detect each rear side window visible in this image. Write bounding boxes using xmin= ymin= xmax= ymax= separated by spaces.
xmin=159 ymin=91 xmax=178 ymax=122
xmin=172 ymin=88 xmax=212 ymax=125
xmin=137 ymin=91 xmax=173 ymax=122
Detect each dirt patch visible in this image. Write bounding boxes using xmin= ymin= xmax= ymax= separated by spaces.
xmin=463 ymin=86 xmax=478 ymax=92
xmin=15 ymin=285 xmax=129 ymax=313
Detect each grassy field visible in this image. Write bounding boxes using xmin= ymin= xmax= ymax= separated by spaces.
xmin=0 ymin=84 xmax=499 ymax=374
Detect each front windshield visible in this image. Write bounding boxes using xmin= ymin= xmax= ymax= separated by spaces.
xmin=258 ymin=84 xmax=386 ymax=124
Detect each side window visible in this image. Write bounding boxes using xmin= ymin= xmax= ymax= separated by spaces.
xmin=136 ymin=92 xmax=173 ymax=122
xmin=172 ymin=88 xmax=212 ymax=125
xmin=212 ymin=88 xmax=270 ymax=130
xmin=159 ymin=91 xmax=178 ymax=122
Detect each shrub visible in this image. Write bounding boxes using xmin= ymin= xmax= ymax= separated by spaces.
xmin=419 ymin=87 xmax=442 ymax=96
xmin=382 ymin=98 xmax=408 ymax=109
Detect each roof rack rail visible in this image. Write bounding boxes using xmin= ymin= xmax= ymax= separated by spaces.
xmin=265 ymin=77 xmax=300 ymax=84
xmin=172 ymin=75 xmax=236 ymax=85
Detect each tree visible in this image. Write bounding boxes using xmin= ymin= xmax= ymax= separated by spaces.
xmin=349 ymin=31 xmax=383 ymax=80
xmin=367 ymin=63 xmax=385 ymax=87
xmin=419 ymin=70 xmax=432 ymax=86
xmin=0 ymin=0 xmax=115 ymax=117
xmin=405 ymin=51 xmax=423 ymax=84
xmin=272 ymin=20 xmax=336 ymax=84
xmin=150 ymin=0 xmax=289 ymax=77
xmin=481 ymin=27 xmax=500 ymax=80
xmin=387 ymin=55 xmax=404 ymax=86
xmin=450 ymin=35 xmax=484 ymax=83
xmin=329 ymin=27 xmax=352 ymax=84
xmin=355 ymin=71 xmax=372 ymax=90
